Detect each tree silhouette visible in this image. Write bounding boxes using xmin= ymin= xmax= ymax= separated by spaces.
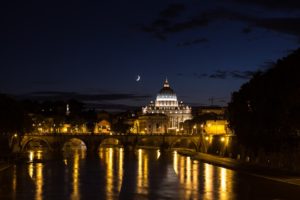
xmin=228 ymin=48 xmax=300 ymax=152
xmin=0 ymin=94 xmax=31 ymax=135
xmin=0 ymin=94 xmax=32 ymax=154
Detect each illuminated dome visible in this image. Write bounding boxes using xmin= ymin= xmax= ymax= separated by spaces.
xmin=158 ymin=79 xmax=176 ymax=96
xmin=155 ymin=79 xmax=178 ymax=106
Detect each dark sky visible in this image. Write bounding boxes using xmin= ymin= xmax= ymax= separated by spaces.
xmin=1 ymin=0 xmax=300 ymax=109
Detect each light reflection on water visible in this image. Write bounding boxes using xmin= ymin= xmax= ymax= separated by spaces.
xmin=99 ymin=147 xmax=124 ymax=200
xmin=27 ymin=162 xmax=43 ymax=200
xmin=63 ymin=148 xmax=86 ymax=200
xmin=137 ymin=149 xmax=149 ymax=196
xmin=172 ymin=151 xmax=235 ymax=200
xmin=173 ymin=151 xmax=200 ymax=199
xmin=0 ymin=147 xmax=299 ymax=199
xmin=20 ymin=148 xmax=235 ymax=199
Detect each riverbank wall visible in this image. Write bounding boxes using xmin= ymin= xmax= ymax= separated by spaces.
xmin=202 ymin=135 xmax=300 ymax=173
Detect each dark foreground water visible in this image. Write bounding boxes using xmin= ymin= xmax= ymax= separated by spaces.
xmin=1 ymin=148 xmax=300 ymax=200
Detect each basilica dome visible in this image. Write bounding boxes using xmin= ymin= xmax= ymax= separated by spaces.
xmin=156 ymin=79 xmax=178 ymax=102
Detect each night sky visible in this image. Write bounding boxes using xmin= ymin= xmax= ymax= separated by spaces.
xmin=1 ymin=0 xmax=300 ymax=110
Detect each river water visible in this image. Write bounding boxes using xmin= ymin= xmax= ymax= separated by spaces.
xmin=0 ymin=148 xmax=300 ymax=200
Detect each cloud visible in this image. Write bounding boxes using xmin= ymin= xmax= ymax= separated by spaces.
xmin=140 ymin=17 xmax=209 ymax=40
xmin=259 ymin=60 xmax=276 ymax=70
xmin=201 ymin=9 xmax=300 ymax=39
xmin=242 ymin=27 xmax=252 ymax=34
xmin=159 ymin=3 xmax=186 ymax=18
xmin=17 ymin=91 xmax=151 ymax=112
xmin=209 ymin=70 xmax=228 ymax=79
xmin=179 ymin=70 xmax=256 ymax=80
xmin=142 ymin=5 xmax=300 ymax=42
xmin=84 ymin=102 xmax=139 ymax=112
xmin=177 ymin=38 xmax=208 ymax=47
xmin=230 ymin=70 xmax=256 ymax=79
xmin=164 ymin=17 xmax=210 ymax=33
xmin=234 ymin=0 xmax=300 ymax=11
xmin=253 ymin=18 xmax=300 ymax=38
xmin=19 ymin=91 xmax=151 ymax=102
xmin=194 ymin=73 xmax=208 ymax=79
xmin=140 ymin=4 xmax=209 ymax=41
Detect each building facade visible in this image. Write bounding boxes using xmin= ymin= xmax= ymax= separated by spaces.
xmin=203 ymin=120 xmax=232 ymax=135
xmin=94 ymin=120 xmax=111 ymax=134
xmin=131 ymin=114 xmax=168 ymax=134
xmin=142 ymin=79 xmax=192 ymax=133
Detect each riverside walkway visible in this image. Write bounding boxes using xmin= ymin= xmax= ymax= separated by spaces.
xmin=189 ymin=152 xmax=300 ymax=187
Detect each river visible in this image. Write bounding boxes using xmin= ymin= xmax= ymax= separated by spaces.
xmin=0 ymin=148 xmax=300 ymax=199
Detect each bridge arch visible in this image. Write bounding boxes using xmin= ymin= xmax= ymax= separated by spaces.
xmin=62 ymin=138 xmax=87 ymax=151
xmin=170 ymin=138 xmax=198 ymax=151
xmin=22 ymin=138 xmax=51 ymax=152
xmin=99 ymin=138 xmax=123 ymax=148
xmin=136 ymin=137 xmax=162 ymax=148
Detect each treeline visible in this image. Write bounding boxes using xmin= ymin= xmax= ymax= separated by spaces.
xmin=228 ymin=48 xmax=300 ymax=152
xmin=0 ymin=94 xmax=32 ymax=136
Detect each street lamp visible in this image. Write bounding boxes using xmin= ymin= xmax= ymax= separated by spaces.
xmin=220 ymin=137 xmax=225 ymax=142
xmin=200 ymin=124 xmax=204 ymax=135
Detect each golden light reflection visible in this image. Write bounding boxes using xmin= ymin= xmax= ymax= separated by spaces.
xmin=179 ymin=156 xmax=184 ymax=183
xmin=29 ymin=163 xmax=34 ymax=179
xmin=137 ymin=149 xmax=149 ymax=195
xmin=173 ymin=151 xmax=178 ymax=174
xmin=27 ymin=156 xmax=44 ymax=200
xmin=106 ymin=148 xmax=114 ymax=200
xmin=29 ymin=151 xmax=34 ymax=162
xmin=218 ymin=167 xmax=233 ymax=200
xmin=71 ymin=152 xmax=80 ymax=200
xmin=28 ymin=150 xmax=43 ymax=163
xmin=98 ymin=147 xmax=124 ymax=200
xmin=186 ymin=157 xmax=191 ymax=184
xmin=118 ymin=148 xmax=124 ymax=192
xmin=220 ymin=168 xmax=227 ymax=191
xmin=137 ymin=149 xmax=142 ymax=193
xmin=192 ymin=162 xmax=199 ymax=193
xmin=173 ymin=152 xmax=200 ymax=199
xmin=36 ymin=163 xmax=43 ymax=200
xmin=204 ymin=163 xmax=213 ymax=200
xmin=156 ymin=149 xmax=161 ymax=159
xmin=64 ymin=159 xmax=68 ymax=166
xmin=12 ymin=165 xmax=17 ymax=199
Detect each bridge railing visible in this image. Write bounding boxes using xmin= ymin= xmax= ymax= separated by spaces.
xmin=24 ymin=132 xmax=202 ymax=137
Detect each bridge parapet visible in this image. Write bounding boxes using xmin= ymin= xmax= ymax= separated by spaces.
xmin=19 ymin=133 xmax=207 ymax=153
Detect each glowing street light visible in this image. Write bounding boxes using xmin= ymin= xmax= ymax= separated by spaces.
xmin=193 ymin=125 xmax=197 ymax=134
xmin=220 ymin=137 xmax=225 ymax=142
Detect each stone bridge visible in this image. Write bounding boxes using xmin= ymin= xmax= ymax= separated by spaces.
xmin=17 ymin=133 xmax=209 ymax=153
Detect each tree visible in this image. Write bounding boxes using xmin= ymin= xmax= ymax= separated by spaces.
xmin=228 ymin=48 xmax=300 ymax=152
xmin=0 ymin=94 xmax=32 ymax=154
xmin=0 ymin=94 xmax=31 ymax=135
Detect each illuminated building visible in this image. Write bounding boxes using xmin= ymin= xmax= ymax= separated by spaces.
xmin=203 ymin=120 xmax=232 ymax=135
xmin=131 ymin=114 xmax=168 ymax=134
xmin=142 ymin=79 xmax=192 ymax=133
xmin=94 ymin=119 xmax=111 ymax=134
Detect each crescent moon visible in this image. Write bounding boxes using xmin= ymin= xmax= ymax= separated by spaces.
xmin=136 ymin=75 xmax=141 ymax=82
